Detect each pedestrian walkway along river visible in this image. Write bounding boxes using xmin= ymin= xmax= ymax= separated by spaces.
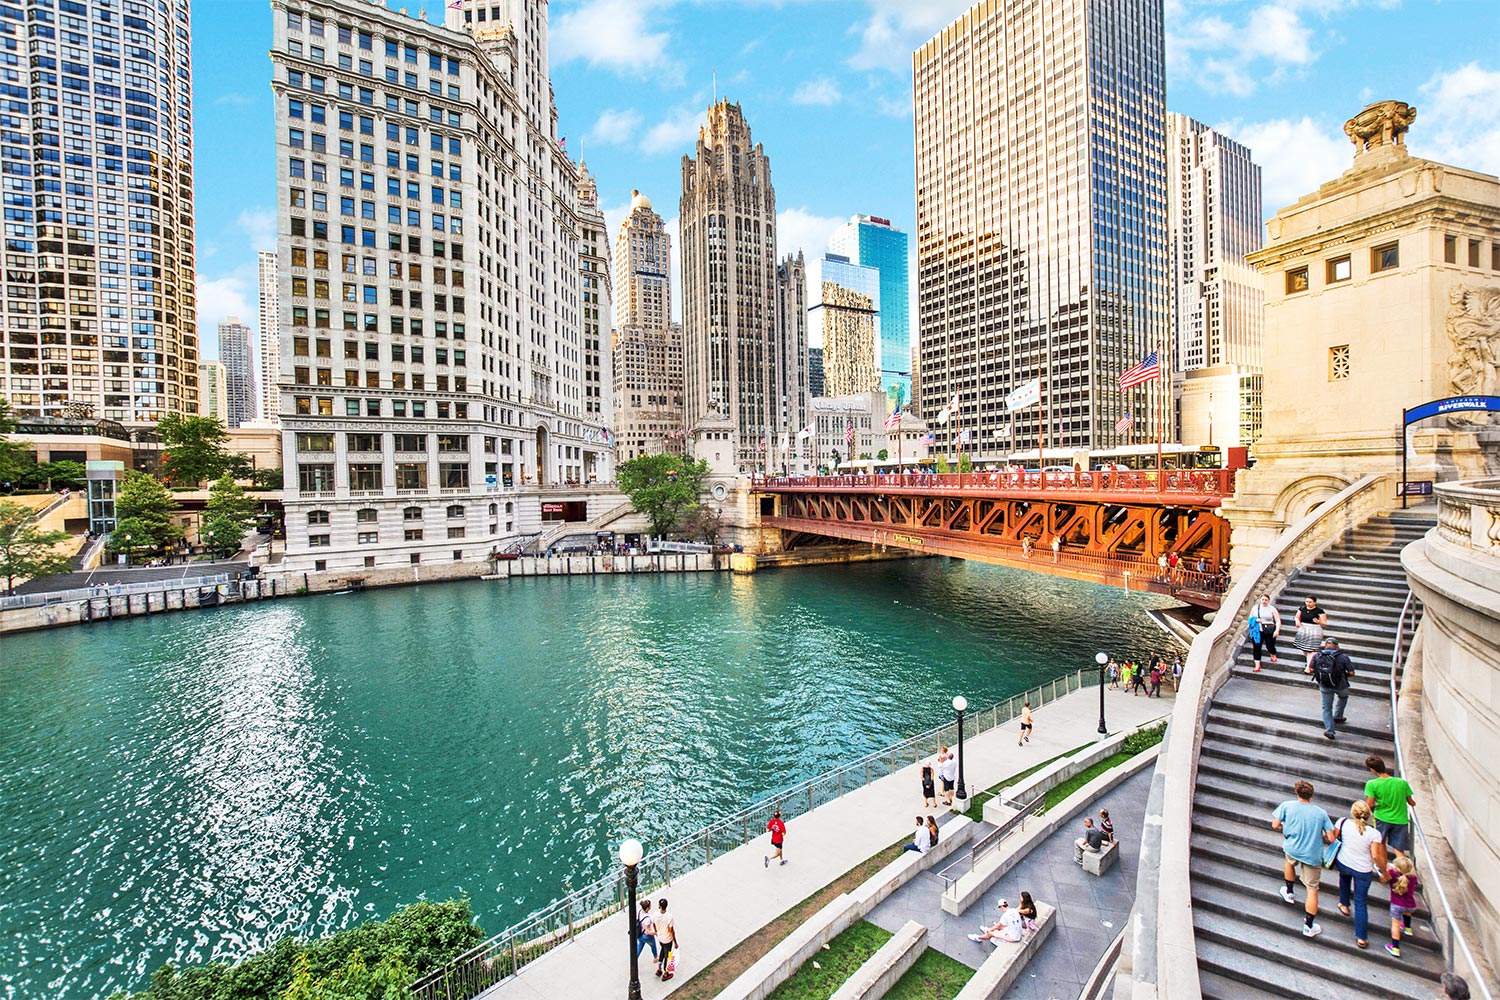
xmin=0 ymin=557 xmax=1177 ymax=999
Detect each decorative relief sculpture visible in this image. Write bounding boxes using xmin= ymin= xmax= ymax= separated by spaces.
xmin=1446 ymin=286 xmax=1500 ymax=424
xmin=1344 ymin=100 xmax=1417 ymax=152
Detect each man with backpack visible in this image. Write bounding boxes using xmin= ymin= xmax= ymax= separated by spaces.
xmin=1308 ymin=636 xmax=1354 ymax=740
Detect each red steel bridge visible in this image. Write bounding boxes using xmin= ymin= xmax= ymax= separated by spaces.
xmin=751 ymin=469 xmax=1236 ymax=609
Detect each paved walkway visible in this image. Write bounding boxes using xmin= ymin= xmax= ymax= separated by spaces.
xmin=867 ymin=766 xmax=1154 ymax=999
xmin=483 ymin=684 xmax=1173 ymax=1000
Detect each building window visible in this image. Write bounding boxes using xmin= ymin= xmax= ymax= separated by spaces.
xmin=364 ymin=556 xmax=376 ymax=568
xmin=1371 ymin=242 xmax=1399 ymax=272
xmin=410 ymin=554 xmax=421 ymax=565
xmin=405 ymin=528 xmax=424 ymax=541
xmin=358 ymin=531 xmax=378 ymax=544
xmin=307 ymin=510 xmax=330 ymax=525
xmin=349 ymin=464 xmax=382 ymax=491
xmin=1325 ymin=256 xmax=1350 ymax=284
xmin=1285 ymin=267 xmax=1309 ymax=294
xmin=453 ymin=550 xmax=464 ymax=562
xmin=298 ymin=465 xmax=334 ymax=493
xmin=403 ymin=506 xmax=423 ymax=521
xmin=315 ymin=560 xmax=327 ymax=571
xmin=1492 ymin=244 xmax=1500 ymax=271
xmin=446 ymin=504 xmax=465 ymax=518
xmin=356 ymin=508 xmax=378 ymax=523
xmin=1329 ymin=345 xmax=1351 ymax=381
xmin=1445 ymin=235 xmax=1458 ymax=264
xmin=308 ymin=534 xmax=331 ymax=547
xmin=447 ymin=526 xmax=466 ymax=539
xmin=1469 ymin=239 xmax=1482 ymax=268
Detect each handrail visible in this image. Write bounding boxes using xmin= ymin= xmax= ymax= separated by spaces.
xmin=752 ymin=469 xmax=1236 ymax=501
xmin=410 ymin=668 xmax=1092 ymax=1000
xmin=949 ymin=793 xmax=1044 ymax=887
xmin=1079 ymin=929 xmax=1127 ymax=1000
xmin=1390 ymin=589 xmax=1494 ymax=1000
xmin=0 ymin=571 xmax=238 ymax=610
xmin=1135 ymin=473 xmax=1387 ymax=1000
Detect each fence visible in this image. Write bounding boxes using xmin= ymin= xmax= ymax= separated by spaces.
xmin=0 ymin=572 xmax=236 ymax=611
xmin=409 ymin=667 xmax=1093 ymax=1000
xmin=753 ymin=469 xmax=1237 ymax=499
xmin=934 ymin=792 xmax=1044 ymax=892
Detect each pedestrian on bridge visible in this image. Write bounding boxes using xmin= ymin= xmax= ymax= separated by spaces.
xmin=1050 ymin=534 xmax=1060 ymax=563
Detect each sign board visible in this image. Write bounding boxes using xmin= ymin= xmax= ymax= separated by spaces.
xmin=1398 ymin=481 xmax=1433 ymax=497
xmin=542 ymin=502 xmax=565 ymax=513
xmin=484 ymin=473 xmax=498 ymax=489
xmin=1403 ymin=395 xmax=1500 ymax=425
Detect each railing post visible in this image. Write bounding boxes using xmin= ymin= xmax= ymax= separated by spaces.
xmin=566 ymin=898 xmax=573 ymax=940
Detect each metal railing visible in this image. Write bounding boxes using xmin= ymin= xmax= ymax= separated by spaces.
xmin=935 ymin=792 xmax=1045 ymax=892
xmin=1390 ymin=589 xmax=1494 ymax=1000
xmin=409 ymin=668 xmax=1092 ymax=1000
xmin=753 ymin=468 xmax=1237 ymax=500
xmin=0 ymin=572 xmax=237 ymax=611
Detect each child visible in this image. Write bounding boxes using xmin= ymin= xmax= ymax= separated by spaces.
xmin=920 ymin=765 xmax=937 ymax=809
xmin=1385 ymin=855 xmax=1420 ymax=958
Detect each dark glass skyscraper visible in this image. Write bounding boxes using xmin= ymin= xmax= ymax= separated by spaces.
xmin=829 ymin=215 xmax=910 ymax=411
xmin=913 ymin=0 xmax=1170 ymax=460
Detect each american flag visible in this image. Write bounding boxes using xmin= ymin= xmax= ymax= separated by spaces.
xmin=1115 ymin=412 xmax=1134 ymax=433
xmin=845 ymin=417 xmax=855 ymax=448
xmin=1118 ymin=352 xmax=1160 ymax=391
xmin=883 ymin=409 xmax=903 ymax=429
xmin=921 ymin=432 xmax=935 ymax=445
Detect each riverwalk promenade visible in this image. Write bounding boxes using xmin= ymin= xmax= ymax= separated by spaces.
xmin=482 ymin=682 xmax=1175 ymax=999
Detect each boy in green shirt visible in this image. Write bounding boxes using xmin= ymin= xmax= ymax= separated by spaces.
xmin=1365 ymin=755 xmax=1416 ymax=857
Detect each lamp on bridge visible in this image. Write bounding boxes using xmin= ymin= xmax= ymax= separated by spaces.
xmin=619 ymin=837 xmax=644 ymax=1000
xmin=953 ymin=695 xmax=969 ymax=801
xmin=1095 ymin=652 xmax=1109 ymax=735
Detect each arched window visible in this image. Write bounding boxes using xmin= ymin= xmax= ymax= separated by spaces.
xmin=356 ymin=507 xmax=378 ymax=523
xmin=307 ymin=510 xmax=330 ymax=525
xmin=403 ymin=506 xmax=423 ymax=521
xmin=488 ymin=503 xmax=497 ymax=516
xmin=446 ymin=504 xmax=465 ymax=518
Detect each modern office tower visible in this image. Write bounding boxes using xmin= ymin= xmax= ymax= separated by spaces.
xmin=808 ymin=346 xmax=825 ymax=398
xmin=828 ymin=215 xmax=910 ymax=409
xmin=809 ymin=253 xmax=882 ymax=399
xmin=198 ymin=361 xmax=229 ymax=424
xmin=612 ymin=188 xmax=684 ymax=460
xmin=681 ymin=100 xmax=805 ymax=470
xmin=575 ymin=163 xmax=613 ymax=471
xmin=774 ymin=251 xmax=809 ymax=471
xmin=258 ymin=251 xmax=280 ymax=425
xmin=272 ymin=0 xmax=601 ymax=571
xmin=913 ymin=0 xmax=1170 ymax=460
xmin=1166 ymin=112 xmax=1264 ymax=448
xmin=219 ymin=318 xmax=256 ymax=428
xmin=0 ymin=0 xmax=198 ymax=425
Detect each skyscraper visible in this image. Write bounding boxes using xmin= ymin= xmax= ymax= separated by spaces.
xmin=0 ymin=0 xmax=198 ymax=425
xmin=198 ymin=361 xmax=229 ymax=424
xmin=218 ymin=318 xmax=256 ymax=428
xmin=681 ymin=100 xmax=806 ymax=469
xmin=258 ymin=251 xmax=280 ymax=426
xmin=272 ymin=0 xmax=600 ymax=570
xmin=808 ymin=254 xmax=881 ymax=398
xmin=1167 ymin=112 xmax=1264 ymax=448
xmin=774 ymin=251 xmax=809 ymax=471
xmin=828 ymin=215 xmax=910 ymax=410
xmin=576 ymin=163 xmax=613 ymax=471
xmin=914 ymin=0 xmax=1170 ymax=460
xmin=808 ymin=346 xmax=825 ymax=399
xmin=612 ymin=189 xmax=685 ymax=460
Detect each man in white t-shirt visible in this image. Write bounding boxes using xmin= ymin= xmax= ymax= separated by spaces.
xmin=937 ymin=748 xmax=958 ymax=806
xmin=968 ymin=899 xmax=1025 ymax=944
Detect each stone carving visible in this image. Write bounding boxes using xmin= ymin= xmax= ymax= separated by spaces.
xmin=1446 ymin=286 xmax=1500 ymax=423
xmin=1344 ymin=100 xmax=1417 ymax=152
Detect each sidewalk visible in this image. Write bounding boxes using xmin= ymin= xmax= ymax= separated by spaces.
xmin=482 ymin=683 xmax=1174 ymax=1000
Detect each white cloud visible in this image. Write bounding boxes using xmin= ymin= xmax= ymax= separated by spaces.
xmin=552 ymin=0 xmax=674 ymax=77
xmin=237 ymin=207 xmax=276 ymax=252
xmin=791 ymin=78 xmax=842 ymax=106
xmin=776 ymin=207 xmax=845 ymax=261
xmin=1411 ymin=63 xmax=1500 ymax=177
xmin=195 ymin=271 xmax=254 ymax=358
xmin=214 ymin=93 xmax=256 ymax=107
xmin=588 ymin=107 xmax=644 ymax=147
xmin=641 ymin=105 xmax=702 ymax=156
xmin=848 ymin=1 xmax=974 ymax=73
xmin=1217 ymin=116 xmax=1350 ymax=214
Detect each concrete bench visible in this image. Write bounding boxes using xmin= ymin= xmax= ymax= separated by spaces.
xmin=953 ymin=901 xmax=1056 ymax=1000
xmin=1082 ymin=837 xmax=1120 ymax=875
xmin=829 ymin=920 xmax=927 ymax=1000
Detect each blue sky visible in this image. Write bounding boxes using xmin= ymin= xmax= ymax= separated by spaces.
xmin=192 ymin=0 xmax=1500 ymax=357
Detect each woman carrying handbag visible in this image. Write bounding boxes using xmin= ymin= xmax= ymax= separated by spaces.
xmin=1329 ymin=800 xmax=1386 ymax=948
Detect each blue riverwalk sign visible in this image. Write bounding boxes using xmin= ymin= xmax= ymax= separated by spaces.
xmin=1399 ymin=395 xmax=1500 ymax=506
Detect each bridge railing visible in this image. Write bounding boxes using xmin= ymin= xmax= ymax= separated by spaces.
xmin=753 ymin=469 xmax=1236 ymax=498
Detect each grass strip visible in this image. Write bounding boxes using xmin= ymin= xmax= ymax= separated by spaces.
xmin=1042 ymin=753 xmax=1134 ymax=812
xmin=962 ymin=741 xmax=1093 ymax=821
xmin=763 ymin=921 xmax=893 ymax=1000
xmin=883 ymin=946 xmax=975 ymax=999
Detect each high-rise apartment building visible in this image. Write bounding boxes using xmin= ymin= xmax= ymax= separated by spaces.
xmin=258 ymin=251 xmax=281 ymax=425
xmin=612 ymin=189 xmax=684 ymax=460
xmin=198 ymin=361 xmax=228 ymax=424
xmin=808 ymin=346 xmax=825 ymax=398
xmin=1166 ymin=112 xmax=1264 ymax=449
xmin=219 ymin=317 xmax=256 ymax=428
xmin=914 ymin=0 xmax=1170 ymax=460
xmin=680 ymin=100 xmax=805 ymax=470
xmin=809 ymin=253 xmax=881 ymax=399
xmin=575 ymin=163 xmax=612 ymax=472
xmin=828 ymin=215 xmax=910 ymax=409
xmin=0 ymin=0 xmax=198 ymax=425
xmin=271 ymin=0 xmax=603 ymax=571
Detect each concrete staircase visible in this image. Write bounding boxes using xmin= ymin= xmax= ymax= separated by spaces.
xmin=1192 ymin=512 xmax=1445 ymax=1000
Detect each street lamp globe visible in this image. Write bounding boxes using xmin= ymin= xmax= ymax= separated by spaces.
xmin=618 ymin=838 xmax=643 ymax=867
xmin=1096 ymin=652 xmax=1109 ymax=666
xmin=952 ymin=695 xmax=968 ymax=712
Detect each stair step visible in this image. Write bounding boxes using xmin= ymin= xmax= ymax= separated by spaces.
xmin=1189 ymin=851 xmax=1419 ymax=919
xmin=1198 ymin=966 xmax=1304 ymax=1000
xmin=1211 ymin=691 xmax=1394 ymax=741
xmin=1194 ymin=768 xmax=1377 ymax=816
xmin=1195 ymin=932 xmax=1438 ymax=1000
xmin=1195 ymin=752 xmax=1373 ymax=804
xmin=1194 ymin=909 xmax=1443 ymax=998
xmin=1225 ymin=665 xmax=1393 ymax=698
xmin=1203 ymin=719 xmax=1390 ymax=760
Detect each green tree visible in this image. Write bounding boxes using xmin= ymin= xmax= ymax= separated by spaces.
xmin=280 ymin=950 xmax=411 ymax=1000
xmin=681 ymin=503 xmax=724 ymax=545
xmin=252 ymin=467 xmax=284 ymax=490
xmin=109 ymin=471 xmax=181 ymax=555
xmin=934 ymin=455 xmax=951 ymax=474
xmin=616 ymin=454 xmax=710 ymax=538
xmin=0 ymin=500 xmax=72 ymax=591
xmin=156 ymin=413 xmax=231 ymax=487
xmin=958 ymin=453 xmax=974 ymax=474
xmin=24 ymin=459 xmax=86 ymax=490
xmin=0 ymin=396 xmax=31 ymax=490
xmin=876 ymin=448 xmax=889 ymax=462
xmin=202 ymin=473 xmax=259 ymax=557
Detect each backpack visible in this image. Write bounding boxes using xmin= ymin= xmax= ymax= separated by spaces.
xmin=1311 ymin=650 xmax=1349 ymax=688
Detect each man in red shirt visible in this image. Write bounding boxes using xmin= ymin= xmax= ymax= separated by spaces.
xmin=765 ymin=810 xmax=787 ymax=867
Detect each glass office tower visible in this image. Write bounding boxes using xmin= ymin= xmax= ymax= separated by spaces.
xmin=913 ymin=0 xmax=1170 ymax=460
xmin=829 ymin=215 xmax=909 ymax=412
xmin=808 ymin=253 xmax=881 ymax=399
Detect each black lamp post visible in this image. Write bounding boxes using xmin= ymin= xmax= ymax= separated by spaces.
xmin=619 ymin=838 xmax=643 ymax=1000
xmin=953 ymin=695 xmax=969 ymax=800
xmin=1095 ymin=651 xmax=1109 ymax=735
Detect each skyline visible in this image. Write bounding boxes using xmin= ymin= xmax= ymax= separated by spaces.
xmin=193 ymin=1 xmax=1500 ymax=358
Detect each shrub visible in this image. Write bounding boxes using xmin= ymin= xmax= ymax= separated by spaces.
xmin=1123 ymin=722 xmax=1168 ymax=756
